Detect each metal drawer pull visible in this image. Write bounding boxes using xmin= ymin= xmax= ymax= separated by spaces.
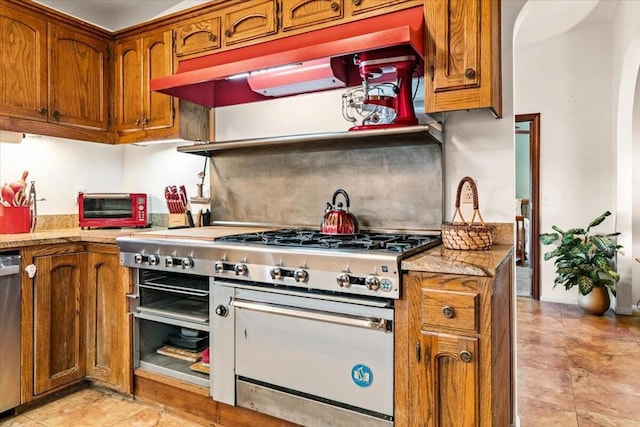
xmin=460 ymin=350 xmax=472 ymax=363
xmin=465 ymin=68 xmax=476 ymax=79
xmin=442 ymin=306 xmax=454 ymax=318
xmin=415 ymin=342 xmax=421 ymax=363
xmin=232 ymin=299 xmax=390 ymax=331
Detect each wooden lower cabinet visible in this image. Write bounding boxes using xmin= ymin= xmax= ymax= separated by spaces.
xmin=20 ymin=243 xmax=132 ymax=404
xmin=85 ymin=244 xmax=133 ymax=394
xmin=23 ymin=244 xmax=87 ymax=398
xmin=396 ymin=252 xmax=513 ymax=427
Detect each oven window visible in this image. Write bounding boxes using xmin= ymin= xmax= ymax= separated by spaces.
xmin=83 ymin=198 xmax=132 ymax=218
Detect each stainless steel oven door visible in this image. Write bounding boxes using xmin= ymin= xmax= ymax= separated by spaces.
xmin=212 ymin=282 xmax=394 ymax=423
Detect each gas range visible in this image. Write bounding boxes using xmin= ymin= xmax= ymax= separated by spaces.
xmin=117 ymin=228 xmax=441 ymax=299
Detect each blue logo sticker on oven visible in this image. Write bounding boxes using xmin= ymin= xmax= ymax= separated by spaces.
xmin=351 ymin=364 xmax=373 ymax=388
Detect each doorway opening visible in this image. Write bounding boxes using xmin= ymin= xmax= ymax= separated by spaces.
xmin=515 ymin=113 xmax=540 ymax=300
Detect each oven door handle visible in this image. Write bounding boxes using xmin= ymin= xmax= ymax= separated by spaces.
xmin=232 ymin=299 xmax=390 ymax=331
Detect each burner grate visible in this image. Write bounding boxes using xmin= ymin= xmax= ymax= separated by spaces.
xmin=215 ymin=229 xmax=441 ymax=255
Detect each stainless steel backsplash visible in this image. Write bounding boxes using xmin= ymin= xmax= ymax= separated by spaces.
xmin=209 ymin=136 xmax=443 ymax=232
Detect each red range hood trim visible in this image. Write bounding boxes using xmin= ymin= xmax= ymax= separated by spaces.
xmin=150 ymin=7 xmax=425 ymax=108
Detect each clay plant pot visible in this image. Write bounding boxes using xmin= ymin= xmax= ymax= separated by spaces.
xmin=577 ymin=286 xmax=610 ymax=316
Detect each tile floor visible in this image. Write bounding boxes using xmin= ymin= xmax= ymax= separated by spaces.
xmin=517 ymin=297 xmax=640 ymax=426
xmin=2 ymin=298 xmax=639 ymax=427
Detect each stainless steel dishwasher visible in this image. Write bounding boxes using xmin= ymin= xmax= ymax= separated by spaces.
xmin=0 ymin=253 xmax=21 ymax=413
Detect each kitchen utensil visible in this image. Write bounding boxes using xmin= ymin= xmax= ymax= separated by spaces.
xmin=320 ymin=189 xmax=359 ymax=235
xmin=28 ymin=181 xmax=37 ymax=232
xmin=179 ymin=185 xmax=188 ymax=210
xmin=1 ymin=184 xmax=15 ymax=206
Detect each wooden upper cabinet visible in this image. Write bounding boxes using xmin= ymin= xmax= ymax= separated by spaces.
xmin=48 ymin=23 xmax=110 ymax=131
xmin=282 ymin=0 xmax=344 ymax=31
xmin=175 ymin=13 xmax=221 ymax=58
xmin=348 ymin=0 xmax=414 ymax=15
xmin=115 ymin=38 xmax=143 ymax=135
xmin=424 ymin=0 xmax=502 ymax=117
xmin=0 ymin=7 xmax=48 ymax=121
xmin=222 ymin=0 xmax=277 ymax=46
xmin=142 ymin=30 xmax=175 ymax=132
xmin=115 ymin=28 xmax=175 ymax=142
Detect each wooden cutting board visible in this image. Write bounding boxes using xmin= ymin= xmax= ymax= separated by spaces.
xmin=156 ymin=345 xmax=203 ymax=362
xmin=189 ymin=361 xmax=210 ymax=374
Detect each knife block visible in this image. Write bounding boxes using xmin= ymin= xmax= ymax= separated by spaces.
xmin=0 ymin=206 xmax=31 ymax=234
xmin=168 ymin=213 xmax=188 ymax=228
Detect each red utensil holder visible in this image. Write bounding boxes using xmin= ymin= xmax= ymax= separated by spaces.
xmin=0 ymin=206 xmax=31 ymax=234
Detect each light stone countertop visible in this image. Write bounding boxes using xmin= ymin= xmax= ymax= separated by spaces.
xmin=401 ymin=244 xmax=513 ymax=277
xmin=0 ymin=226 xmax=276 ymax=250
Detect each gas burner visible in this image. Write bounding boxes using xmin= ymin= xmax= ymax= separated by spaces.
xmin=215 ymin=228 xmax=441 ymax=256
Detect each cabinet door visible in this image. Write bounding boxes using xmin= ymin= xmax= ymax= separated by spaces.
xmin=0 ymin=7 xmax=48 ymax=121
xmin=424 ymin=0 xmax=501 ymax=117
xmin=222 ymin=0 xmax=277 ymax=46
xmin=115 ymin=37 xmax=143 ymax=135
xmin=142 ymin=29 xmax=175 ymax=131
xmin=33 ymin=252 xmax=86 ymax=395
xmin=48 ymin=24 xmax=109 ymax=131
xmin=175 ymin=14 xmax=221 ymax=57
xmin=282 ymin=0 xmax=344 ymax=31
xmin=85 ymin=248 xmax=132 ymax=393
xmin=410 ymin=332 xmax=478 ymax=427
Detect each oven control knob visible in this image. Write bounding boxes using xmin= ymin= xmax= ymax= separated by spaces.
xmin=148 ymin=255 xmax=159 ymax=266
xmin=214 ymin=262 xmax=225 ymax=274
xmin=270 ymin=267 xmax=282 ymax=280
xmin=181 ymin=258 xmax=194 ymax=269
xmin=365 ymin=275 xmax=381 ymax=291
xmin=134 ymin=254 xmax=143 ymax=264
xmin=234 ymin=263 xmax=247 ymax=275
xmin=165 ymin=257 xmax=174 ymax=268
xmin=215 ymin=304 xmax=228 ymax=317
xmin=336 ymin=272 xmax=350 ymax=287
xmin=294 ymin=269 xmax=308 ymax=283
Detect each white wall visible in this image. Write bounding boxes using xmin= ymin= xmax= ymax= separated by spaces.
xmin=612 ymin=1 xmax=640 ymax=315
xmin=0 ymin=137 xmax=202 ymax=216
xmin=515 ymin=20 xmax=615 ymax=305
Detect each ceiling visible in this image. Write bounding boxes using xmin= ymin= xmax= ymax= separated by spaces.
xmin=33 ymin=0 xmax=207 ymax=31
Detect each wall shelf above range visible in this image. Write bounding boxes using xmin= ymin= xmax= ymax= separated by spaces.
xmin=176 ymin=125 xmax=442 ymax=157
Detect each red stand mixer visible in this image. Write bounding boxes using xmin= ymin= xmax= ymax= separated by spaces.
xmin=342 ymin=46 xmax=419 ymax=131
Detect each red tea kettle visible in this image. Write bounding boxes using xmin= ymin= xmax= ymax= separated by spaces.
xmin=320 ymin=189 xmax=359 ymax=235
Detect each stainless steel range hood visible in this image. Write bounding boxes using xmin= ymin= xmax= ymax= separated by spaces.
xmin=150 ymin=7 xmax=424 ymax=108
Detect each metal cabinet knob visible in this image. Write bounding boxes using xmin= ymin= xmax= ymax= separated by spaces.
xmin=39 ymin=107 xmax=48 ymax=116
xmin=225 ymin=29 xmax=232 ymax=38
xmin=52 ymin=110 xmax=61 ymax=121
xmin=134 ymin=118 xmax=140 ymax=126
xmin=465 ymin=68 xmax=476 ymax=79
xmin=460 ymin=350 xmax=472 ymax=363
xmin=208 ymin=33 xmax=217 ymax=42
xmin=331 ymin=2 xmax=340 ymax=11
xmin=442 ymin=306 xmax=454 ymax=318
xmin=353 ymin=0 xmax=362 ymax=5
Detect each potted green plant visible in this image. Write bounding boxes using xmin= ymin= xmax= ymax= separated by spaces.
xmin=539 ymin=210 xmax=622 ymax=315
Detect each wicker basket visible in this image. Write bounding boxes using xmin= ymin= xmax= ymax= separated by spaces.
xmin=441 ymin=176 xmax=495 ymax=250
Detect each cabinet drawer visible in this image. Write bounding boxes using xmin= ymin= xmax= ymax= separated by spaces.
xmin=175 ymin=14 xmax=221 ymax=57
xmin=282 ymin=0 xmax=344 ymax=31
xmin=222 ymin=0 xmax=277 ymax=46
xmin=421 ymin=289 xmax=478 ymax=333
